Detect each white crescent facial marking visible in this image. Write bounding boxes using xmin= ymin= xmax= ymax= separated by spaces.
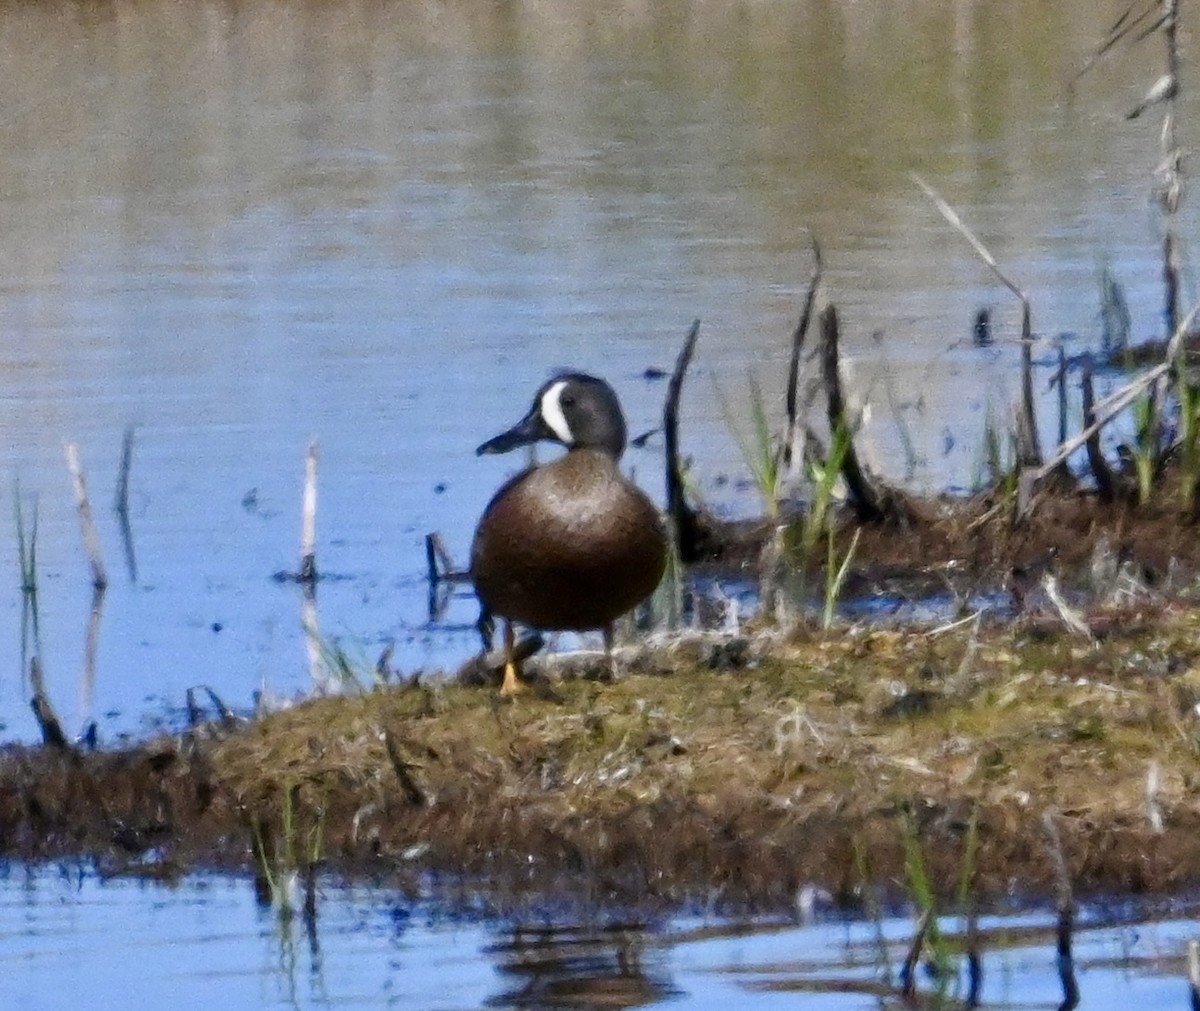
xmin=540 ymin=380 xmax=573 ymax=445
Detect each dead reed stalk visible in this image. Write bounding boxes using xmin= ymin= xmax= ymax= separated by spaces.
xmin=913 ymin=173 xmax=1041 ymax=468
xmin=299 ymin=440 xmax=318 ymax=583
xmin=65 ymin=442 xmax=107 ymax=590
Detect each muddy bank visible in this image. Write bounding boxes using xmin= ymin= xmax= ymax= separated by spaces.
xmin=5 ymin=605 xmax=1200 ymax=913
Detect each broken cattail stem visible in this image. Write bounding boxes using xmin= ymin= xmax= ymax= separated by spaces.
xmin=299 ymin=441 xmax=318 ymax=584
xmin=65 ymin=442 xmax=107 ymax=590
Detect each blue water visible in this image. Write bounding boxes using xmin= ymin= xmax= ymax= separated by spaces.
xmin=1 ymin=3 xmax=1196 ymax=1002
xmin=0 ymin=865 xmax=1196 ymax=1010
xmin=0 ymin=0 xmax=1188 ymax=744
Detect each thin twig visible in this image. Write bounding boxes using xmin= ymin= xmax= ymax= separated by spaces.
xmin=1071 ymin=0 xmax=1160 ymax=87
xmin=424 ymin=532 xmax=464 ymax=583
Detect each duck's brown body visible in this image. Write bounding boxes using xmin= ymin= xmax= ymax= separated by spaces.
xmin=471 ymin=448 xmax=666 ymax=631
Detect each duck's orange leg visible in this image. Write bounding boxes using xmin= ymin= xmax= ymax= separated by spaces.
xmin=499 ymin=620 xmax=525 ymax=696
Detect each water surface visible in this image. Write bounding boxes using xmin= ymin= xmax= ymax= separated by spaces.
xmin=0 ymin=0 xmax=1190 ymax=739
xmin=0 ymin=865 xmax=1196 ymax=1010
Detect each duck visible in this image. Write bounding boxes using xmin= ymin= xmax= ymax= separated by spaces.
xmin=470 ymin=373 xmax=668 ymax=696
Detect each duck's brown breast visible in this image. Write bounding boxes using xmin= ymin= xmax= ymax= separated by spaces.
xmin=471 ymin=450 xmax=667 ymax=631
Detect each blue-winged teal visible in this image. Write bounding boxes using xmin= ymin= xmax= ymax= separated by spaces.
xmin=471 ymin=373 xmax=667 ymax=695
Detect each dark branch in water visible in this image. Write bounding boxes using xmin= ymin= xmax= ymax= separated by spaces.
xmin=29 ymin=658 xmax=72 ymax=753
xmin=114 ymin=426 xmax=138 ymax=584
xmin=383 ymin=730 xmax=428 ymax=807
xmin=1043 ymin=811 xmax=1080 ymax=1011
xmin=784 ymin=236 xmax=823 ymax=469
xmin=1055 ymin=347 xmax=1068 ymax=449
xmin=662 ymin=321 xmax=777 ymax=563
xmin=1016 ymin=292 xmax=1041 ymax=469
xmin=186 ymin=685 xmax=240 ymax=732
xmin=425 ymin=532 xmax=465 ymax=584
xmin=898 ymin=907 xmax=932 ymax=999
xmin=818 ymin=305 xmax=905 ymax=524
xmin=1081 ymin=357 xmax=1133 ymax=504
xmin=664 ymin=320 xmax=722 ymax=562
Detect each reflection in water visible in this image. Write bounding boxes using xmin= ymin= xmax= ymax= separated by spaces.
xmin=77 ymin=586 xmax=104 ymax=741
xmin=0 ymin=866 xmax=1195 ymax=1009
xmin=485 ymin=924 xmax=678 ymax=1009
xmin=257 ymin=865 xmax=326 ymax=1010
xmin=115 ymin=425 xmax=139 ymax=584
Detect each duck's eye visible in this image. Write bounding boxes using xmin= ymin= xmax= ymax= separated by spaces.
xmin=560 ymin=394 xmax=576 ymax=408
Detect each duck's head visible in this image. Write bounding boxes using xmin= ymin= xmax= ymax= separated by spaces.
xmin=477 ymin=373 xmax=627 ymax=459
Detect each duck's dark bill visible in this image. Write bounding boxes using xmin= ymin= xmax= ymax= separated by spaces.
xmin=476 ymin=410 xmax=552 ymax=455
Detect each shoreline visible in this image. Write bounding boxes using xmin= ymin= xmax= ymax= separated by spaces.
xmin=4 ymin=609 xmax=1200 ymax=914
